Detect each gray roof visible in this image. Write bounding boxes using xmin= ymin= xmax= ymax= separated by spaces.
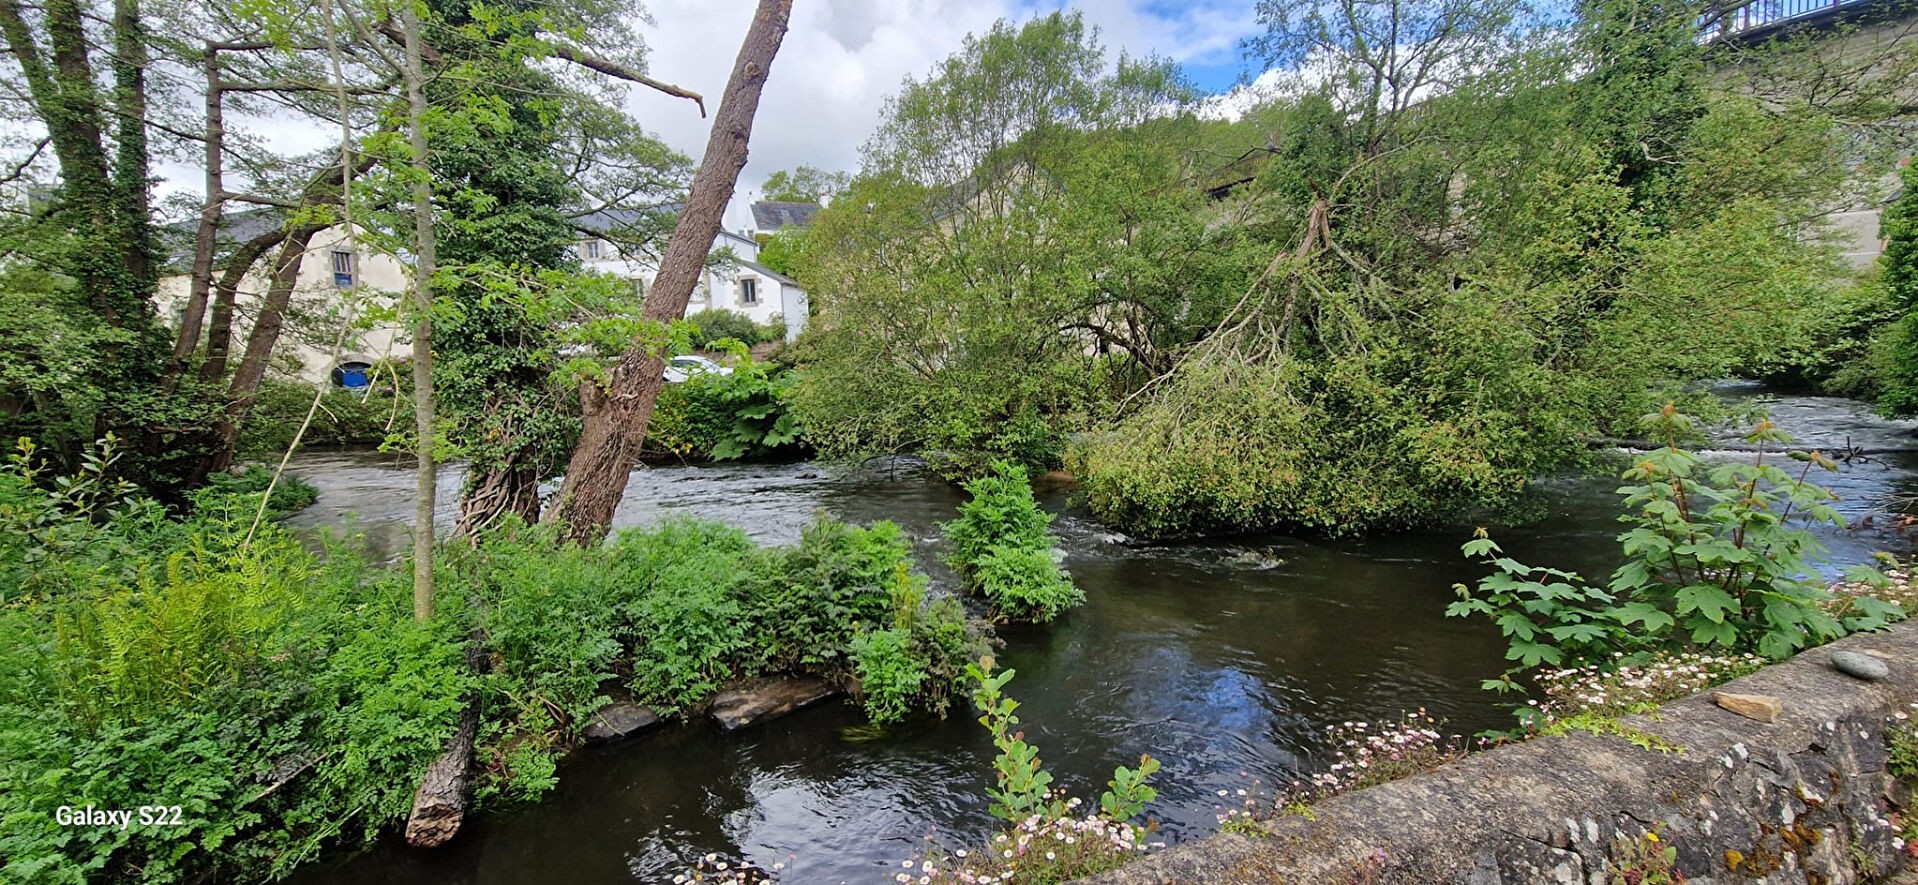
xmin=738 ymin=259 xmax=800 ymax=287
xmin=750 ymin=201 xmax=820 ymax=232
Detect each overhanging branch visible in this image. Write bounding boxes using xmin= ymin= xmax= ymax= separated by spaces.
xmin=546 ymin=42 xmax=705 ymax=117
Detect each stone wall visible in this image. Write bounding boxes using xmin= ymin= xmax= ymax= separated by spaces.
xmin=1085 ymin=624 xmax=1918 ymax=885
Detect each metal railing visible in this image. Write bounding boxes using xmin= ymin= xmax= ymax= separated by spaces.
xmin=1707 ymin=0 xmax=1876 ymax=38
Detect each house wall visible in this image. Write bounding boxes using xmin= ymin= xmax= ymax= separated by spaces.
xmin=156 ymin=224 xmax=408 ymax=385
xmin=578 ymin=230 xmax=809 ymax=342
xmin=160 ymin=223 xmax=811 ymax=388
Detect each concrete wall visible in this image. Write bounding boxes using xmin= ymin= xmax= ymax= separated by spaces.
xmin=579 ymin=231 xmax=810 ymax=342
xmin=1087 ymin=625 xmax=1918 ymax=885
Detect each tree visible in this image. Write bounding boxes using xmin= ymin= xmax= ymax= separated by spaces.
xmin=544 ymin=0 xmax=794 ymax=544
xmin=787 ymin=12 xmax=1229 ymax=474
xmin=1874 ymin=160 xmax=1918 ymax=416
xmin=0 ymin=0 xmax=183 ymax=488
xmin=762 ymin=164 xmax=847 ymax=202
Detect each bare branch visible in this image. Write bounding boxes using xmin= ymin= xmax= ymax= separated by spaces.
xmin=546 ymin=42 xmax=705 ymax=117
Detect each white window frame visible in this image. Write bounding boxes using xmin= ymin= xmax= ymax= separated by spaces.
xmin=739 ymin=276 xmax=758 ymax=305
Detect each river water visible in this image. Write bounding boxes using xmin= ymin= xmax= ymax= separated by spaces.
xmin=284 ymin=387 xmax=1918 ymax=885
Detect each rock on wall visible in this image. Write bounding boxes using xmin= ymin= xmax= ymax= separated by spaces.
xmin=1084 ymin=625 xmax=1918 ymax=885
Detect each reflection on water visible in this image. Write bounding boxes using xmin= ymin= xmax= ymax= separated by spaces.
xmin=285 ymin=390 xmax=1916 ymax=885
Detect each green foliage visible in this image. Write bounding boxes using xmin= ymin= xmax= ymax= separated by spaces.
xmin=967 ymin=660 xmax=1062 ymax=821
xmin=755 ymin=226 xmax=812 ymax=278
xmin=761 ymin=166 xmax=848 ymax=203
xmin=801 ymin=0 xmax=1868 ymax=537
xmin=1876 ymin=160 xmax=1918 ymax=416
xmin=238 ymin=378 xmax=400 ymax=453
xmin=790 ymin=12 xmax=1220 ymax=476
xmin=943 ymin=461 xmax=1083 ymax=622
xmin=648 ymin=352 xmax=804 ymax=461
xmin=684 ymin=309 xmax=780 ymax=349
xmin=851 ymin=567 xmax=992 ymax=724
xmin=971 ymin=545 xmax=1085 ymax=624
xmin=1099 ymin=755 xmax=1161 ymax=822
xmin=197 ymin=466 xmax=319 ymax=519
xmin=1449 ymin=407 xmax=1906 ymax=685
xmin=849 ymin=628 xmax=925 ymax=726
xmin=0 ymin=467 xmax=985 ymax=882
xmin=0 ymin=499 xmax=467 ymax=883
xmin=964 ymin=660 xmax=1159 ymax=826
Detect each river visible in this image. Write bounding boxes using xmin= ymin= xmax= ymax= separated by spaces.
xmin=283 ymin=386 xmax=1918 ymax=884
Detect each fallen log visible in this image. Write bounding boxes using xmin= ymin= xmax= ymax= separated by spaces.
xmin=405 ymin=637 xmax=487 ymax=848
xmin=404 ymin=702 xmax=479 ymax=847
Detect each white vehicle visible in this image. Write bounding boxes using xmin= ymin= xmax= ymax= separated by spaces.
xmin=663 ymin=355 xmax=733 ymax=383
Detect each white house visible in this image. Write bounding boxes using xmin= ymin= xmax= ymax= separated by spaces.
xmin=572 ymin=222 xmax=809 ymax=343
xmin=158 ymin=205 xmax=813 ymax=386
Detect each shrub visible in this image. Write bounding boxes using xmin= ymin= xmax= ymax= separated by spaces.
xmin=197 ymin=466 xmax=320 ymax=519
xmin=685 ymin=308 xmax=777 ymax=349
xmin=646 ymin=353 xmax=804 ymax=461
xmin=1450 ymin=407 xmax=1905 ymax=675
xmin=849 ymin=628 xmax=925 ymax=726
xmin=850 ymin=567 xmax=992 ymax=724
xmin=943 ymin=460 xmax=1083 ymax=623
xmin=238 ymin=378 xmax=398 ymax=454
xmin=944 ymin=461 xmax=1054 ymax=568
xmin=971 ymin=544 xmax=1084 ymax=624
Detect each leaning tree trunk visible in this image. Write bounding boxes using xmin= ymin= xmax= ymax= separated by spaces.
xmin=199 ymin=223 xmax=322 ymax=477
xmin=543 ymin=0 xmax=793 ymax=545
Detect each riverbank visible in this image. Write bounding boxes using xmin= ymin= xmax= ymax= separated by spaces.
xmin=1085 ymin=620 xmax=1918 ymax=884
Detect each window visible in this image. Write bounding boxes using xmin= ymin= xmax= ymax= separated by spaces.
xmin=740 ymin=277 xmax=758 ymax=305
xmin=580 ymin=239 xmax=604 ymax=261
xmin=331 ymin=250 xmax=355 ymax=287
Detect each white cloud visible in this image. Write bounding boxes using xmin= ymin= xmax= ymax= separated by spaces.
xmin=625 ymin=0 xmax=1263 ymax=232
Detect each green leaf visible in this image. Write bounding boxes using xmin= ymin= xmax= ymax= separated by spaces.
xmin=1675 ymin=585 xmax=1738 ymax=623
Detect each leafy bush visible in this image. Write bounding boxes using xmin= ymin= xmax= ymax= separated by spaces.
xmin=743 ymin=517 xmax=911 ymax=671
xmin=1448 ymin=407 xmax=1906 ymax=710
xmin=849 ymin=628 xmax=925 ymax=726
xmin=0 ymin=501 xmax=466 ymax=884
xmin=943 ymin=460 xmax=1083 ymax=623
xmin=197 ymin=466 xmax=320 ymax=519
xmin=684 ymin=308 xmax=779 ymax=349
xmin=238 ymin=378 xmax=399 ymax=454
xmin=0 ymin=456 xmax=987 ymax=883
xmin=647 ymin=353 xmax=804 ymax=461
xmin=850 ymin=567 xmax=992 ymax=724
xmin=971 ymin=544 xmax=1085 ymax=623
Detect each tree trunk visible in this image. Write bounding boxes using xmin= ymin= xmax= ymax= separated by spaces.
xmin=405 ymin=677 xmax=479 ymax=847
xmin=200 ymin=229 xmax=284 ymax=384
xmin=544 ymin=0 xmax=794 ymax=544
xmin=169 ymin=44 xmax=228 ymax=385
xmin=399 ymin=0 xmax=439 ymax=620
xmin=200 ymin=223 xmax=323 ymax=476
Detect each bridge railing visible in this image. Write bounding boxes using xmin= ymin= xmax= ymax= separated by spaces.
xmin=1704 ymin=0 xmax=1876 ymax=39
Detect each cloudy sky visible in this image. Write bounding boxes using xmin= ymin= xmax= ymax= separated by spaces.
xmin=629 ymin=0 xmax=1267 ymax=230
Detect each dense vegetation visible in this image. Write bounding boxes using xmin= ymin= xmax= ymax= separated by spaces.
xmin=943 ymin=461 xmax=1084 ymax=623
xmin=787 ymin=3 xmax=1912 ymax=538
xmin=1449 ymin=408 xmax=1906 ymax=730
xmin=0 ymin=448 xmax=989 ymax=882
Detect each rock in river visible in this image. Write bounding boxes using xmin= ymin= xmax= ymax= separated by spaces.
xmin=708 ymin=676 xmax=840 ymax=731
xmin=582 ymin=702 xmax=662 ymax=742
xmin=1831 ymin=650 xmax=1890 ymax=682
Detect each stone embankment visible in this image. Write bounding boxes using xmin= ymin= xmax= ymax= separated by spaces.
xmin=1086 ymin=624 xmax=1918 ymax=884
